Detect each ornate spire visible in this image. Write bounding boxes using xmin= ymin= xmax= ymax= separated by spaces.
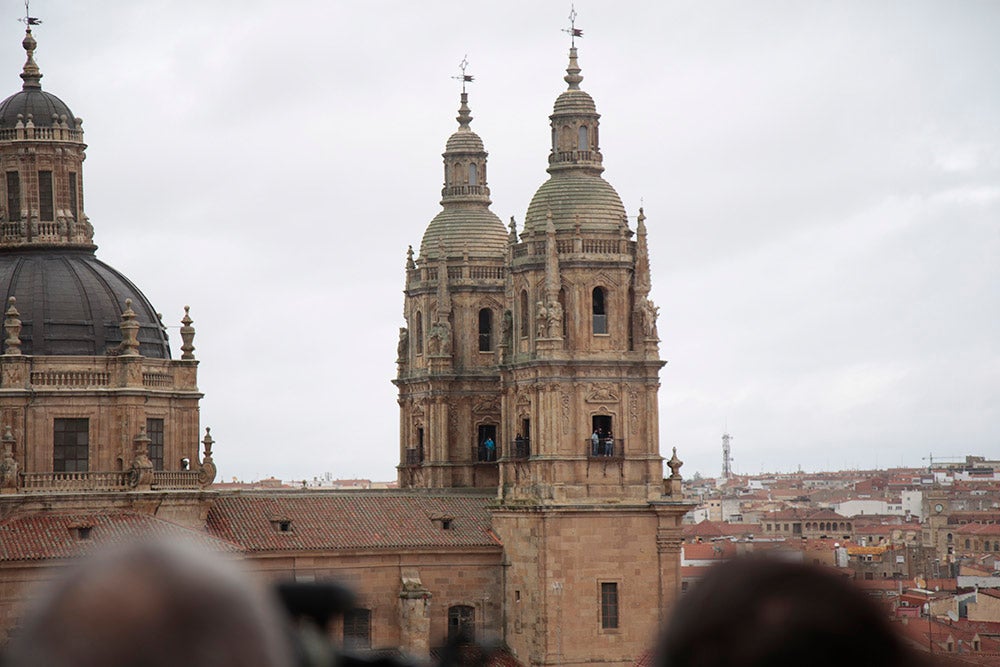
xmin=634 ymin=208 xmax=651 ymax=297
xmin=456 ymin=92 xmax=473 ymax=130
xmin=564 ymin=47 xmax=583 ymax=91
xmin=19 ymin=28 xmax=42 ymax=90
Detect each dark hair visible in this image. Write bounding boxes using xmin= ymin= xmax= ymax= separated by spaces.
xmin=656 ymin=556 xmax=917 ymax=667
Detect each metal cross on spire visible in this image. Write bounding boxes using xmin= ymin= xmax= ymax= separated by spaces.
xmin=19 ymin=0 xmax=41 ymax=28
xmin=562 ymin=5 xmax=583 ymax=47
xmin=451 ymin=55 xmax=474 ymax=94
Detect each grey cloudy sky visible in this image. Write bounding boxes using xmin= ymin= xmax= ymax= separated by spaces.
xmin=9 ymin=1 xmax=998 ymax=481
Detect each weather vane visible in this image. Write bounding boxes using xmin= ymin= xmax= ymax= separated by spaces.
xmin=562 ymin=5 xmax=583 ymax=47
xmin=451 ymin=55 xmax=474 ymax=94
xmin=19 ymin=1 xmax=41 ymax=28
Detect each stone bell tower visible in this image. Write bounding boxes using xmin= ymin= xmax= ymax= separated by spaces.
xmin=489 ymin=36 xmax=691 ymax=667
xmin=395 ymin=77 xmax=508 ymax=489
xmin=0 ymin=25 xmax=214 ymax=497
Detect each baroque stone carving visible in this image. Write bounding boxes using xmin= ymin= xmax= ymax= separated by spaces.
xmin=473 ymin=397 xmax=500 ymax=414
xmin=637 ymin=296 xmax=659 ymax=340
xmin=586 ymin=383 xmax=619 ymax=403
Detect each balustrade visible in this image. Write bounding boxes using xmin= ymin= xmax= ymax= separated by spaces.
xmin=20 ymin=470 xmax=128 ymax=492
xmin=29 ymin=370 xmax=110 ymax=387
xmin=152 ymin=470 xmax=202 ymax=489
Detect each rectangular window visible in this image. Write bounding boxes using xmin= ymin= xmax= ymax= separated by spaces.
xmin=6 ymin=171 xmax=20 ymax=220
xmin=38 ymin=170 xmax=53 ymax=221
xmin=68 ymin=172 xmax=78 ymax=220
xmin=600 ymin=582 xmax=619 ymax=629
xmin=343 ymin=608 xmax=371 ymax=649
xmin=147 ymin=418 xmax=164 ymax=471
xmin=53 ymin=418 xmax=89 ymax=472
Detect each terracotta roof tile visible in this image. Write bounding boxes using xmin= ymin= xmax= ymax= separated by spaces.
xmin=0 ymin=511 xmax=239 ymax=561
xmin=206 ymin=491 xmax=501 ymax=553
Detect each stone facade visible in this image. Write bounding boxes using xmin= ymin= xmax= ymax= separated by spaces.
xmin=395 ymin=44 xmax=691 ymax=667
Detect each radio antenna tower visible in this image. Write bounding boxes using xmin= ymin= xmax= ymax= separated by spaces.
xmin=721 ymin=431 xmax=733 ymax=479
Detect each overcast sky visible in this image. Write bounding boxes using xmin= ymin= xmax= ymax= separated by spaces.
xmin=8 ymin=1 xmax=998 ymax=481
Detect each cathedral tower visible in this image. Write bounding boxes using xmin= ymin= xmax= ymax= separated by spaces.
xmin=395 ymin=80 xmax=508 ymax=489
xmin=0 ymin=25 xmax=214 ymax=495
xmin=488 ymin=37 xmax=690 ymax=667
xmin=498 ymin=43 xmax=664 ymax=505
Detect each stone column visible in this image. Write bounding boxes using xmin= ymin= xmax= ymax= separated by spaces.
xmin=398 ymin=569 xmax=431 ymax=659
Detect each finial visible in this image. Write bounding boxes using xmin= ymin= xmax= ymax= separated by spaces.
xmin=637 ymin=207 xmax=647 ymax=233
xmin=202 ymin=427 xmax=214 ymax=457
xmin=452 ymin=56 xmax=474 ymax=129
xmin=180 ymin=305 xmax=196 ymax=360
xmin=119 ymin=299 xmax=140 ymax=356
xmin=406 ymin=245 xmax=416 ymax=270
xmin=508 ymin=216 xmax=519 ymax=244
xmin=18 ymin=3 xmax=43 ymax=90
xmin=4 ymin=297 xmax=22 ymax=355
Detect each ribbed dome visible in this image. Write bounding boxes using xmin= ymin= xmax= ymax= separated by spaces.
xmin=445 ymin=127 xmax=484 ymax=153
xmin=523 ymin=172 xmax=626 ymax=236
xmin=419 ymin=206 xmax=508 ymax=260
xmin=0 ymin=88 xmax=74 ymax=129
xmin=553 ymin=89 xmax=596 ymax=116
xmin=0 ymin=249 xmax=170 ymax=358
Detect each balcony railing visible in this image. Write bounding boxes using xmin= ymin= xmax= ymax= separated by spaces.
xmin=404 ymin=446 xmax=423 ymax=466
xmin=509 ymin=438 xmax=530 ymax=460
xmin=587 ymin=438 xmax=624 ymax=459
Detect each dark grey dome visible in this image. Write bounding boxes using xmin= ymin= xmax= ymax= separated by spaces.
xmin=0 ymin=249 xmax=170 ymax=358
xmin=0 ymin=89 xmax=74 ymax=128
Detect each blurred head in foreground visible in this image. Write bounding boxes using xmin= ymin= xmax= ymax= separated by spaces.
xmin=5 ymin=538 xmax=293 ymax=667
xmin=657 ymin=557 xmax=918 ymax=667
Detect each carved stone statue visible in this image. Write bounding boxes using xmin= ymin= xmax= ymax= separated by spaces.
xmin=501 ymin=310 xmax=513 ymax=358
xmin=396 ymin=327 xmax=408 ymax=362
xmin=427 ymin=321 xmax=452 ymax=356
xmin=535 ymin=301 xmax=548 ymax=338
xmin=638 ymin=297 xmax=659 ymax=340
xmin=546 ymin=300 xmax=563 ymax=338
xmin=128 ymin=427 xmax=155 ymax=490
xmin=0 ymin=425 xmax=18 ymax=492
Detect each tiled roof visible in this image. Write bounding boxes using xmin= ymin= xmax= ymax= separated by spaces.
xmin=0 ymin=511 xmax=240 ymax=561
xmin=206 ymin=492 xmax=501 ymax=553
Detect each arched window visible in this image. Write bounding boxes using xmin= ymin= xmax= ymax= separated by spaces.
xmin=947 ymin=533 xmax=953 ymax=543
xmin=520 ymin=291 xmax=529 ymax=338
xmin=469 ymin=163 xmax=478 ymax=186
xmin=454 ymin=162 xmax=462 ymax=184
xmin=448 ymin=605 xmax=475 ymax=642
xmin=592 ymin=287 xmax=608 ymax=335
xmin=561 ymin=125 xmax=573 ymax=151
xmin=415 ymin=312 xmax=424 ymax=355
xmin=558 ymin=288 xmax=567 ymax=342
xmin=478 ymin=308 xmax=492 ymax=352
xmin=551 ymin=127 xmax=557 ymax=152
xmin=343 ymin=608 xmax=371 ymax=650
xmin=578 ymin=125 xmax=588 ymax=151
